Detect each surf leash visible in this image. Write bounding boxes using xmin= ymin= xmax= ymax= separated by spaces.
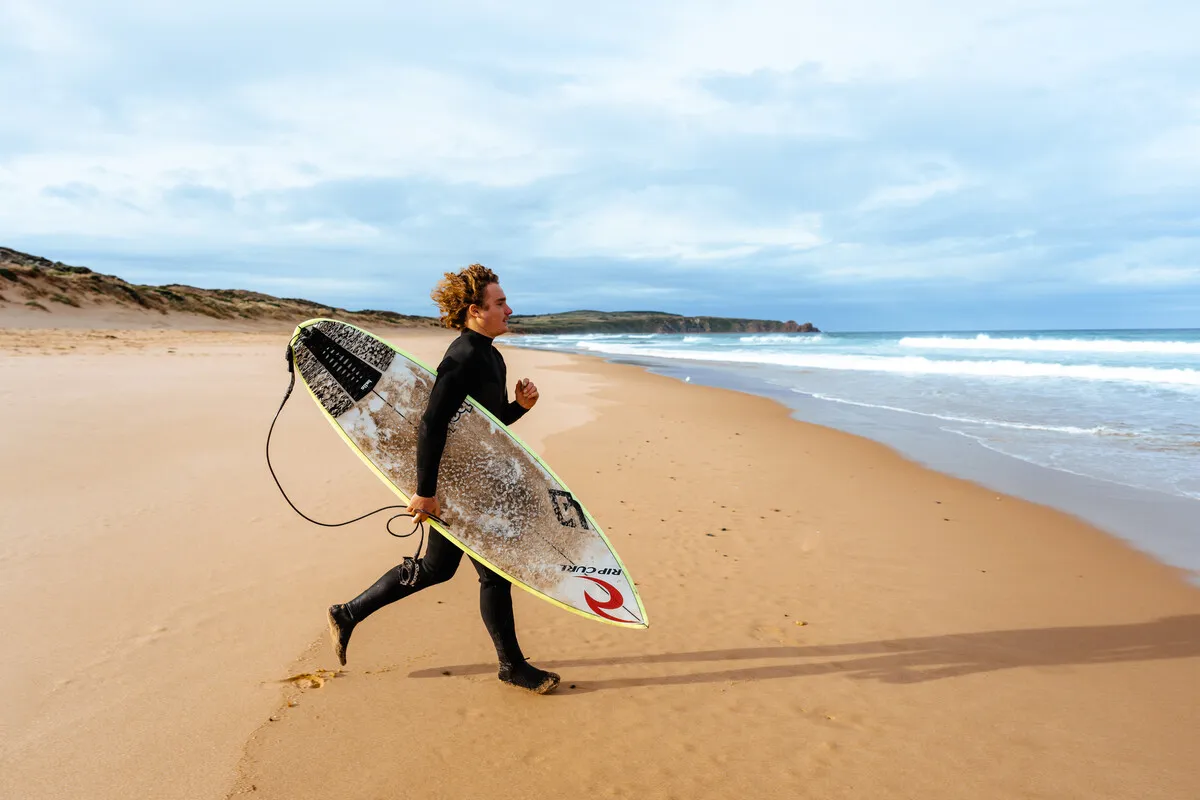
xmin=265 ymin=333 xmax=445 ymax=565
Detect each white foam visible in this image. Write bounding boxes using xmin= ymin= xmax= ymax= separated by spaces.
xmin=737 ymin=334 xmax=825 ymax=344
xmin=571 ymin=342 xmax=1200 ymax=387
xmin=799 ymin=392 xmax=1136 ymax=436
xmin=899 ymin=334 xmax=1200 ymax=355
xmin=509 ymin=333 xmax=660 ymax=348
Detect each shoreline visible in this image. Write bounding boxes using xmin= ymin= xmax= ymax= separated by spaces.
xmin=2 ymin=323 xmax=1198 ymax=800
xmin=505 ymin=343 xmax=1200 ymax=580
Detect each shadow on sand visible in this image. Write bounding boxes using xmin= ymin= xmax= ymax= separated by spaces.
xmin=407 ymin=615 xmax=1200 ymax=693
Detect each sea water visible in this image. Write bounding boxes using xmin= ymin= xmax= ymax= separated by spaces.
xmin=507 ymin=329 xmax=1200 ymax=573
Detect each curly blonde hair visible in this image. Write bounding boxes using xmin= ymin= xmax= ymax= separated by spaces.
xmin=431 ymin=263 xmax=500 ymax=329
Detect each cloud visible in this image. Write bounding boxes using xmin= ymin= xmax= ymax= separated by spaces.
xmin=2 ymin=1 xmax=1200 ymax=327
xmin=0 ymin=1 xmax=94 ymax=58
xmin=534 ymin=187 xmax=824 ymax=261
xmin=860 ymin=177 xmax=967 ymax=211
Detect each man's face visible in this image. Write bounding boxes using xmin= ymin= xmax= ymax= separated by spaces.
xmin=473 ymin=282 xmax=512 ymax=337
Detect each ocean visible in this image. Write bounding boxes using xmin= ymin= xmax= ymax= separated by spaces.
xmin=506 ymin=329 xmax=1200 ymax=575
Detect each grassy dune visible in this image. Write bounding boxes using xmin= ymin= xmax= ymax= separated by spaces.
xmin=1 ymin=248 xmax=817 ymax=334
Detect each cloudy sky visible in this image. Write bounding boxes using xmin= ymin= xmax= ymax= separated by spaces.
xmin=2 ymin=1 xmax=1199 ymax=330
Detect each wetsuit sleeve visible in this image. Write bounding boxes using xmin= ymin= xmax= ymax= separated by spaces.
xmin=500 ymin=399 xmax=528 ymax=426
xmin=495 ymin=349 xmax=528 ymax=426
xmin=416 ymin=354 xmax=472 ymax=497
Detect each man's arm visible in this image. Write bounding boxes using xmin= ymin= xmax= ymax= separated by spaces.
xmin=500 ymin=377 xmax=538 ymax=424
xmin=500 ymin=397 xmax=529 ymax=426
xmin=415 ymin=355 xmax=472 ymax=499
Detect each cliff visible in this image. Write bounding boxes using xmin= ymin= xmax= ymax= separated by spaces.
xmin=507 ymin=310 xmax=818 ymax=335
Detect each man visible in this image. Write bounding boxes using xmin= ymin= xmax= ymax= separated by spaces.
xmin=326 ymin=264 xmax=560 ymax=695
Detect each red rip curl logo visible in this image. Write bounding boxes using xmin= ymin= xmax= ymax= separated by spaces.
xmin=579 ymin=576 xmax=626 ymax=622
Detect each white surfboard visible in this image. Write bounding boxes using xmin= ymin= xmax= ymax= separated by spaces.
xmin=290 ymin=318 xmax=648 ymax=628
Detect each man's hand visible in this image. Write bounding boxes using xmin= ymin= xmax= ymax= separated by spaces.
xmin=515 ymin=377 xmax=539 ymax=410
xmin=407 ymin=494 xmax=440 ymax=524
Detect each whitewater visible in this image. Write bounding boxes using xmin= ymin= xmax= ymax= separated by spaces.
xmin=508 ymin=328 xmax=1200 ymax=571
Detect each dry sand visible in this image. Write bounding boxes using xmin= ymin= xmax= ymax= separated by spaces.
xmin=1 ymin=317 xmax=1198 ymax=800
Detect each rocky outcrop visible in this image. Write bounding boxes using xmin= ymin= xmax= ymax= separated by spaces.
xmin=656 ymin=317 xmax=819 ymax=334
xmin=507 ymin=311 xmax=819 ymax=335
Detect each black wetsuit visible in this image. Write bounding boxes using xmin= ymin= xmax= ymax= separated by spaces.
xmin=343 ymin=329 xmax=528 ymax=667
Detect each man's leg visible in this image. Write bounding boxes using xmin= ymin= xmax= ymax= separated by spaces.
xmin=470 ymin=558 xmax=560 ymax=694
xmin=327 ymin=532 xmax=464 ymax=665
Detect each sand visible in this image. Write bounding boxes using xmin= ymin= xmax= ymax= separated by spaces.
xmin=1 ymin=317 xmax=1197 ymax=800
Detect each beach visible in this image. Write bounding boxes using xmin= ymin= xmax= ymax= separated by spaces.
xmin=2 ymin=321 xmax=1198 ymax=800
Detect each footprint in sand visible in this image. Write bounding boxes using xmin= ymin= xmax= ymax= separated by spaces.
xmin=280 ymin=669 xmax=343 ymax=689
xmin=751 ymin=624 xmax=791 ymax=644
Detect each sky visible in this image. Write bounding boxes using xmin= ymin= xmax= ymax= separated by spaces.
xmin=2 ymin=1 xmax=1199 ymax=331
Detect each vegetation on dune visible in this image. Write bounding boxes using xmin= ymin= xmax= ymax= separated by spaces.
xmin=0 ymin=247 xmax=440 ymax=328
xmin=49 ymin=293 xmax=80 ymax=307
xmin=0 ymin=247 xmax=817 ymax=333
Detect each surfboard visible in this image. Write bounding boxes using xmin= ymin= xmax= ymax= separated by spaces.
xmin=289 ymin=318 xmax=648 ymax=628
